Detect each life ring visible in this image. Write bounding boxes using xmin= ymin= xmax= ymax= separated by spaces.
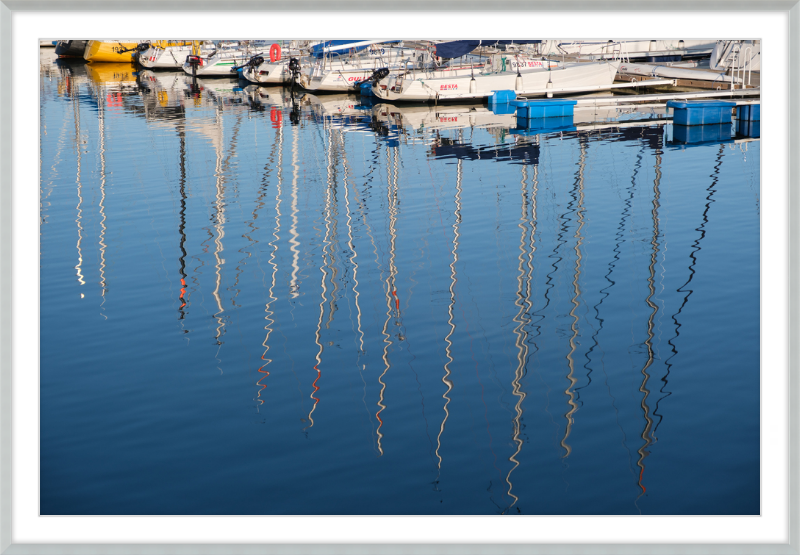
xmin=269 ymin=43 xmax=281 ymax=63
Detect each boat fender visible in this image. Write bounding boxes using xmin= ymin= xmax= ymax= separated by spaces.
xmin=269 ymin=43 xmax=282 ymax=63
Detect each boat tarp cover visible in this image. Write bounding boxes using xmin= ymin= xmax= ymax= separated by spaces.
xmin=310 ymin=40 xmax=401 ymax=58
xmin=311 ymin=41 xmax=366 ymax=58
xmin=434 ymin=40 xmax=542 ymax=59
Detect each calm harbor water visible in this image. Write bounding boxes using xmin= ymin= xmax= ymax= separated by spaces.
xmin=39 ymin=49 xmax=760 ymax=515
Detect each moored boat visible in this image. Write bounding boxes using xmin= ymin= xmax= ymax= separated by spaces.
xmin=84 ymin=40 xmax=143 ymax=63
xmin=137 ymin=40 xmax=204 ymax=69
xmin=370 ymin=59 xmax=620 ymax=102
xmin=55 ymin=40 xmax=89 ymax=58
xmin=182 ymin=41 xmax=265 ymax=77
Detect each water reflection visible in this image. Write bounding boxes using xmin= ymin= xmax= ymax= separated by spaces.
xmin=39 ymin=50 xmax=760 ymax=516
xmin=560 ymin=141 xmax=587 ymax=459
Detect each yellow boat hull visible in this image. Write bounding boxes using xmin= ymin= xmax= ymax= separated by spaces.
xmin=84 ymin=40 xmax=193 ymax=63
xmin=84 ymin=41 xmax=139 ymax=63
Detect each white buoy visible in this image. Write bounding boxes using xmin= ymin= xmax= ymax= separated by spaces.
xmin=469 ymin=78 xmax=476 ymax=94
xmin=546 ymin=81 xmax=553 ymax=98
xmin=515 ymin=73 xmax=522 ymax=91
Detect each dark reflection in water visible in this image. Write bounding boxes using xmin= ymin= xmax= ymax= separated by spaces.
xmin=39 ymin=50 xmax=760 ymax=516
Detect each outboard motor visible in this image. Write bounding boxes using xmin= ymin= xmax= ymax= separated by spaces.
xmin=115 ymin=41 xmax=151 ymax=54
xmin=186 ymin=54 xmax=203 ymax=77
xmin=352 ymin=67 xmax=390 ymax=90
xmin=231 ymin=54 xmax=264 ymax=74
xmin=288 ymin=57 xmax=302 ymax=92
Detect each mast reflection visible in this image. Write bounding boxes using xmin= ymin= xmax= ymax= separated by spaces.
xmin=560 ymin=140 xmax=587 ymax=458
xmin=505 ymin=163 xmax=538 ymax=512
xmin=376 ymin=144 xmax=401 ymax=456
xmin=177 ymin=126 xmax=189 ymax=322
xmin=211 ymin=110 xmax=227 ymax=346
xmin=97 ymin=95 xmax=108 ymax=317
xmin=435 ymin=157 xmax=463 ymax=474
xmin=256 ymin=123 xmax=285 ymax=407
xmin=73 ymin=91 xmax=86 ymax=289
xmin=655 ymin=144 xmax=726 ymax=435
xmin=635 ymin=148 xmax=661 ymax=504
xmin=305 ymin=125 xmax=338 ymax=431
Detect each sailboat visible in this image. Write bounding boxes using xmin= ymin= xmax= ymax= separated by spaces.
xmin=182 ymin=40 xmax=267 ymax=77
xmin=369 ymin=58 xmax=620 ymax=102
xmin=138 ymin=40 xmax=209 ymax=69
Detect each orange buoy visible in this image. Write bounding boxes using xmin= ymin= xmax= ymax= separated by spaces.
xmin=269 ymin=43 xmax=281 ymax=63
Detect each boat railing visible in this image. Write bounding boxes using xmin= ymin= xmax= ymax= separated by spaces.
xmin=732 ymin=45 xmax=753 ymax=89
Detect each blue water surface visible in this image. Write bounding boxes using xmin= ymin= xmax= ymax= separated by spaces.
xmin=39 ymin=51 xmax=760 ymax=515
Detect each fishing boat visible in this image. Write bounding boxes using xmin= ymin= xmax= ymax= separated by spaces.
xmin=369 ymin=59 xmax=620 ymax=102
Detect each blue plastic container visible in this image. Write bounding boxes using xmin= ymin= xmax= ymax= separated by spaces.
xmin=511 ymin=99 xmax=577 ymax=119
xmin=672 ymin=124 xmax=732 ymax=144
xmin=489 ymin=90 xmax=516 ymax=105
xmin=512 ymin=115 xmax=575 ymax=135
xmin=667 ymin=100 xmax=736 ymax=126
xmin=736 ymin=119 xmax=760 ymax=138
xmin=737 ymin=103 xmax=760 ymax=121
xmin=490 ymin=103 xmax=517 ymax=115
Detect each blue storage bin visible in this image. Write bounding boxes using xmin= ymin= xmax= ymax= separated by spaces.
xmin=490 ymin=103 xmax=517 ymax=115
xmin=667 ymin=100 xmax=735 ymax=126
xmin=737 ymin=103 xmax=760 ymax=121
xmin=512 ymin=115 xmax=575 ymax=134
xmin=489 ymin=90 xmax=517 ymax=105
xmin=736 ymin=118 xmax=760 ymax=138
xmin=672 ymin=124 xmax=732 ymax=144
xmin=511 ymin=99 xmax=577 ymax=119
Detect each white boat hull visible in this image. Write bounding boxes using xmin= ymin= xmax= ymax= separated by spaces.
xmin=139 ymin=46 xmax=194 ymax=69
xmin=372 ymin=61 xmax=620 ymax=102
xmin=242 ymin=61 xmax=292 ymax=84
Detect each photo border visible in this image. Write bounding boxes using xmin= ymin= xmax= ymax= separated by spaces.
xmin=1 ymin=1 xmax=798 ymax=553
